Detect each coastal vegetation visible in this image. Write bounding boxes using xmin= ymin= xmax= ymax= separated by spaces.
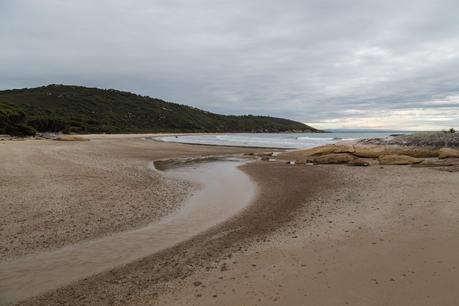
xmin=0 ymin=85 xmax=318 ymax=136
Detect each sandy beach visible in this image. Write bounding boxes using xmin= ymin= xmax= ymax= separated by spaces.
xmin=1 ymin=135 xmax=459 ymax=306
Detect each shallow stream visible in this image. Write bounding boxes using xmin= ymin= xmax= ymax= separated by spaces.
xmin=0 ymin=158 xmax=256 ymax=305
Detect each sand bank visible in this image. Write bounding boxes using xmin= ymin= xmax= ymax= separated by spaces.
xmin=0 ymin=158 xmax=255 ymax=305
xmin=0 ymin=137 xmax=265 ymax=259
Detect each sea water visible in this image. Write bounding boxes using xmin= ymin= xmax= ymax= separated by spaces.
xmin=157 ymin=130 xmax=407 ymax=149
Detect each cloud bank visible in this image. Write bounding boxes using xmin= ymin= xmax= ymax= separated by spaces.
xmin=1 ymin=0 xmax=459 ymax=130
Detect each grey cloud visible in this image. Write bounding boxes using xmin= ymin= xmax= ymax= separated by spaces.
xmin=1 ymin=0 xmax=459 ymax=129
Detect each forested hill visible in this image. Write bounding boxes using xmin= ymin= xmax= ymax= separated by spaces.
xmin=0 ymin=85 xmax=320 ymax=136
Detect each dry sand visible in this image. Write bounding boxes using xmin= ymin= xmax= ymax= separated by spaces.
xmin=0 ymin=135 xmax=265 ymax=259
xmin=1 ymin=135 xmax=458 ymax=305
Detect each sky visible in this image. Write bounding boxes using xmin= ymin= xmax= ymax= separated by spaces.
xmin=1 ymin=0 xmax=459 ymax=130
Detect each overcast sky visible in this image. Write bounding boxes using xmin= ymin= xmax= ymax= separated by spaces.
xmin=1 ymin=0 xmax=459 ymax=130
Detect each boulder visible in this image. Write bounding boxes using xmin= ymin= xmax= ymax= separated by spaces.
xmin=54 ymin=135 xmax=89 ymax=141
xmin=412 ymin=159 xmax=456 ymax=168
xmin=438 ymin=148 xmax=459 ymax=159
xmin=378 ymin=154 xmax=424 ymax=165
xmin=395 ymin=147 xmax=439 ymax=158
xmin=298 ymin=144 xmax=355 ymax=156
xmin=354 ymin=145 xmax=438 ymax=158
xmin=276 ymin=147 xmax=332 ymax=162
xmin=312 ymin=153 xmax=356 ymax=164
xmin=330 ymin=144 xmax=355 ymax=153
xmin=277 ymin=144 xmax=355 ymax=162
xmin=353 ymin=145 xmax=387 ymax=158
xmin=302 ymin=145 xmax=336 ymax=156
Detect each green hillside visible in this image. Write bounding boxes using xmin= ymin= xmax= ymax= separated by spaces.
xmin=0 ymin=84 xmax=319 ymax=136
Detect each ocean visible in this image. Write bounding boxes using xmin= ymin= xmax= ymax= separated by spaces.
xmin=157 ymin=131 xmax=407 ymax=149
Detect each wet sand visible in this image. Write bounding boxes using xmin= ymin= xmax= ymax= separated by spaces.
xmin=156 ymin=165 xmax=459 ymax=306
xmin=0 ymin=159 xmax=255 ymax=305
xmin=0 ymin=136 xmax=265 ymax=259
xmin=1 ymin=135 xmax=459 ymax=305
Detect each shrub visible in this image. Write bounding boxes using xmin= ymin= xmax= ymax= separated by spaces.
xmin=5 ymin=123 xmax=36 ymax=136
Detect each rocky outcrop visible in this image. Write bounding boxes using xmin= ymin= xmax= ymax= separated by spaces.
xmin=438 ymin=148 xmax=459 ymax=159
xmin=353 ymin=145 xmax=438 ymax=158
xmin=269 ymin=142 xmax=455 ymax=169
xmin=295 ymin=145 xmax=335 ymax=156
xmin=353 ymin=145 xmax=386 ymax=158
xmin=298 ymin=144 xmax=355 ymax=156
xmin=412 ymin=159 xmax=457 ymax=168
xmin=311 ymin=153 xmax=356 ymax=164
xmin=276 ymin=144 xmax=355 ymax=162
xmin=395 ymin=147 xmax=439 ymax=158
xmin=378 ymin=154 xmax=424 ymax=165
xmin=358 ymin=131 xmax=459 ymax=148
xmin=327 ymin=144 xmax=355 ymax=154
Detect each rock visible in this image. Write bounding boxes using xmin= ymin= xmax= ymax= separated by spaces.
xmin=255 ymin=152 xmax=274 ymax=157
xmin=396 ymin=147 xmax=439 ymax=158
xmin=378 ymin=154 xmax=424 ymax=165
xmin=261 ymin=156 xmax=270 ymax=161
xmin=353 ymin=145 xmax=387 ymax=158
xmin=301 ymin=145 xmax=336 ymax=156
xmin=312 ymin=153 xmax=356 ymax=164
xmin=438 ymin=148 xmax=459 ymax=159
xmin=354 ymin=145 xmax=438 ymax=158
xmin=291 ymin=144 xmax=354 ymax=157
xmin=348 ymin=159 xmax=370 ymax=166
xmin=277 ymin=144 xmax=355 ymax=162
xmin=308 ymin=144 xmax=355 ymax=155
xmin=54 ymin=135 xmax=89 ymax=141
xmin=331 ymin=144 xmax=355 ymax=153
xmin=412 ymin=159 xmax=457 ymax=168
